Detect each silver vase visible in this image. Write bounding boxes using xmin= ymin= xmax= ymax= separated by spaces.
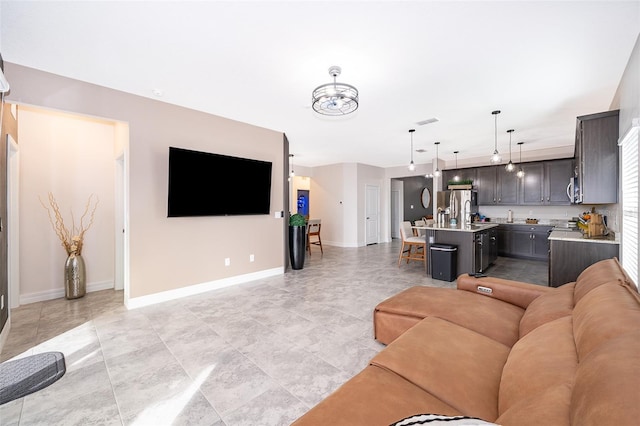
xmin=64 ymin=253 xmax=86 ymax=299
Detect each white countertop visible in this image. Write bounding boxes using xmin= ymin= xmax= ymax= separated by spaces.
xmin=414 ymin=223 xmax=499 ymax=233
xmin=548 ymin=230 xmax=620 ymax=244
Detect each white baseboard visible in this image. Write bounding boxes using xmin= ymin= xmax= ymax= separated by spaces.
xmin=126 ymin=267 xmax=284 ymax=310
xmin=19 ymin=280 xmax=115 ymax=305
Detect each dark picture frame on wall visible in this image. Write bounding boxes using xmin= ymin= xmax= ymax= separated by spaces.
xmin=421 ymin=187 xmax=431 ymax=208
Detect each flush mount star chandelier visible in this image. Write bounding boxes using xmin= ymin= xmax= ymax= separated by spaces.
xmin=312 ymin=66 xmax=359 ymax=116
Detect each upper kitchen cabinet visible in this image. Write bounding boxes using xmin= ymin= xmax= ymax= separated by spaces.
xmin=497 ymin=166 xmax=518 ymax=204
xmin=574 ymin=110 xmax=619 ymax=204
xmin=520 ymin=159 xmax=573 ymax=205
xmin=475 ymin=166 xmax=519 ymax=205
xmin=519 ymin=162 xmax=545 ymax=205
xmin=476 ymin=166 xmax=497 ymax=205
xmin=544 ymin=159 xmax=574 ymax=205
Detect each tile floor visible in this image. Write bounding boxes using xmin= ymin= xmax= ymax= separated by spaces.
xmin=0 ymin=240 xmax=548 ymax=425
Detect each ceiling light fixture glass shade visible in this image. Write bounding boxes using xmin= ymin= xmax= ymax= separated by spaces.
xmin=433 ymin=141 xmax=441 ymax=177
xmin=490 ymin=110 xmax=502 ymax=164
xmin=312 ymin=66 xmax=359 ymax=116
xmin=289 ymin=154 xmax=295 ymax=177
xmin=453 ymin=151 xmax=460 ymax=181
xmin=408 ymin=129 xmax=416 ymax=171
xmin=288 ymin=154 xmax=294 ymax=181
xmin=516 ymin=142 xmax=525 ymax=178
xmin=505 ymin=129 xmax=515 ymax=172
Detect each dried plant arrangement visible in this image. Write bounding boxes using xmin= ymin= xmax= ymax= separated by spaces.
xmin=39 ymin=192 xmax=99 ymax=256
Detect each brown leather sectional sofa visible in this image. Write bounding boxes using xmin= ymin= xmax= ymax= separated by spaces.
xmin=292 ymin=258 xmax=640 ymax=425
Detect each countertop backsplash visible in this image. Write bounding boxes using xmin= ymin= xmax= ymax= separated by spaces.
xmin=478 ymin=204 xmax=619 ymax=233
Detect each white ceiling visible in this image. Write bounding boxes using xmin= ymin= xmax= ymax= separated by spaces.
xmin=1 ymin=1 xmax=639 ymax=168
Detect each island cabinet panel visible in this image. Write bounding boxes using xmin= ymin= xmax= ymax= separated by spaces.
xmin=434 ymin=230 xmax=476 ymax=276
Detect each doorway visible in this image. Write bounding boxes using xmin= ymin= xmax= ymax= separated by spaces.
xmin=7 ymin=134 xmax=19 ymax=308
xmin=8 ymin=106 xmax=128 ymax=306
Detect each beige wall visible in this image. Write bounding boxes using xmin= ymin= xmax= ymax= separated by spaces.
xmin=6 ymin=63 xmax=286 ymax=302
xmin=18 ymin=107 xmax=116 ymax=301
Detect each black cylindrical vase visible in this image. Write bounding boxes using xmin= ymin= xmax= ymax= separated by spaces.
xmin=289 ymin=226 xmax=306 ymax=270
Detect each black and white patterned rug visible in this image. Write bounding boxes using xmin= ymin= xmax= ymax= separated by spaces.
xmin=0 ymin=352 xmax=66 ymax=405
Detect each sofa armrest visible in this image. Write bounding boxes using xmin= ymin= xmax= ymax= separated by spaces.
xmin=456 ymin=274 xmax=555 ymax=309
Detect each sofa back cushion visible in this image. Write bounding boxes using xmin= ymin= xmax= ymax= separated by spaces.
xmin=570 ymin=330 xmax=640 ymax=426
xmin=573 ymin=281 xmax=640 ymax=359
xmin=519 ymin=283 xmax=574 ymax=338
xmin=573 ymin=257 xmax=633 ymax=303
xmin=499 ymin=316 xmax=577 ymax=420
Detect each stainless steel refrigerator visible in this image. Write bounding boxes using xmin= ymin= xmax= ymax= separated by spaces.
xmin=437 ymin=190 xmax=478 ymax=225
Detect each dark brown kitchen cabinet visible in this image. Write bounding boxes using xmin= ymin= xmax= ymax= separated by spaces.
xmin=519 ymin=162 xmax=544 ymax=205
xmin=497 ymin=167 xmax=518 ymax=204
xmin=502 ymin=224 xmax=552 ymax=261
xmin=544 ymin=159 xmax=573 ymax=205
xmin=549 ymin=239 xmax=619 ymax=287
xmin=476 ymin=166 xmax=519 ymax=205
xmin=497 ymin=225 xmax=510 ymax=256
xmin=574 ymin=110 xmax=619 ymax=204
xmin=476 ymin=167 xmax=497 ymax=205
xmin=519 ymin=159 xmax=573 ymax=206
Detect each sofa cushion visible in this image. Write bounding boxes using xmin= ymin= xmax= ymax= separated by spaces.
xmin=570 ymin=330 xmax=640 ymax=426
xmin=371 ymin=317 xmax=510 ymax=421
xmin=495 ymin=383 xmax=572 ymax=426
xmin=573 ymin=281 xmax=640 ymax=359
xmin=374 ymin=286 xmax=525 ymax=347
xmin=499 ymin=316 xmax=577 ymax=415
xmin=573 ymin=257 xmax=633 ymax=303
xmin=290 ymin=365 xmax=463 ymax=426
xmin=519 ymin=282 xmax=574 ymax=338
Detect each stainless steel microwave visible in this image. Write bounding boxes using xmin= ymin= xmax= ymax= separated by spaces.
xmin=567 ymin=176 xmax=582 ymax=204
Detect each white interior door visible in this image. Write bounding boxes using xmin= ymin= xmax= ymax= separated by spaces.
xmin=365 ymin=184 xmax=379 ymax=245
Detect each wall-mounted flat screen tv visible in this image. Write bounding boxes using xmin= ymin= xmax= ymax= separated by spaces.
xmin=168 ymin=146 xmax=273 ymax=217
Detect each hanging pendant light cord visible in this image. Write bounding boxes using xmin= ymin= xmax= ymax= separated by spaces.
xmin=494 ymin=113 xmax=498 ymax=152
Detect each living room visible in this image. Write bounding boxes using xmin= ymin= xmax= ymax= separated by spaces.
xmin=0 ymin=1 xmax=639 ymax=425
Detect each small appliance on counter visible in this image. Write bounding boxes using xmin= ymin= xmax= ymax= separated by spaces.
xmin=507 ymin=210 xmax=514 ymax=223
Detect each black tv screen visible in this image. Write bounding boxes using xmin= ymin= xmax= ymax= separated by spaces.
xmin=168 ymin=147 xmax=273 ymax=217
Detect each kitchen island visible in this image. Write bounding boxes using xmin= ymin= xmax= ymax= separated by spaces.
xmin=415 ymin=222 xmax=500 ymax=278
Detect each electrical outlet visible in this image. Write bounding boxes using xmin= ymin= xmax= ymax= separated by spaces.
xmin=224 ymin=258 xmax=230 ymax=266
xmin=249 ymin=254 xmax=255 ymax=262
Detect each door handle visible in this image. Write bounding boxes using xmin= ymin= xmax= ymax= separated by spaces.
xmin=0 ymin=217 xmax=2 ymax=232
